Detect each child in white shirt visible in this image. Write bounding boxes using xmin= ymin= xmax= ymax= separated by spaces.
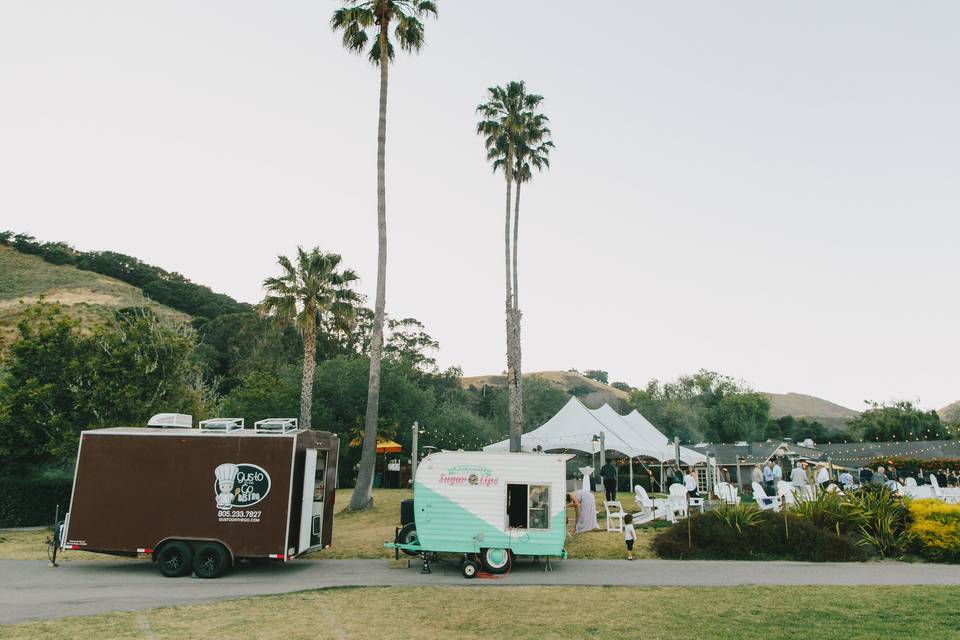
xmin=623 ymin=513 xmax=636 ymax=560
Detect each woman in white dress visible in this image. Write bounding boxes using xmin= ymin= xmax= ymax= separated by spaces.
xmin=568 ymin=489 xmax=599 ymax=533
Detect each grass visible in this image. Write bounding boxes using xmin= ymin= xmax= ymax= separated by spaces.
xmin=0 ymin=528 xmax=128 ymax=563
xmin=0 ymin=489 xmax=655 ymax=562
xmin=0 ymin=246 xmax=187 ymax=346
xmin=3 ymin=586 xmax=960 ymax=639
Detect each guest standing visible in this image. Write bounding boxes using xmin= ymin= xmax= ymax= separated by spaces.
xmin=600 ymin=457 xmax=618 ymax=502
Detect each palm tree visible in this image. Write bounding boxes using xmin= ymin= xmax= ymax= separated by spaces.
xmin=260 ymin=248 xmax=359 ymax=428
xmin=477 ymin=81 xmax=552 ymax=452
xmin=332 ymin=0 xmax=437 ymax=510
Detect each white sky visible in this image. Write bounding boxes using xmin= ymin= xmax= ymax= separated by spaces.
xmin=2 ymin=1 xmax=957 ymax=411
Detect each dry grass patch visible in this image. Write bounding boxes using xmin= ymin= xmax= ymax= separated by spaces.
xmin=4 ymin=586 xmax=960 ymax=640
xmin=0 ymin=528 xmax=132 ymax=562
xmin=308 ymin=488 xmax=412 ymax=560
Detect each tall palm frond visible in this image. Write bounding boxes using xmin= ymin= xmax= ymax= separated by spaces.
xmin=331 ymin=0 xmax=437 ymax=65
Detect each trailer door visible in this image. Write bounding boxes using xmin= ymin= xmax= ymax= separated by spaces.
xmin=297 ymin=449 xmax=325 ymax=553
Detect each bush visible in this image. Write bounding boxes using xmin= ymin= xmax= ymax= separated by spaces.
xmin=844 ymin=487 xmax=912 ymax=557
xmin=0 ymin=475 xmax=73 ymax=527
xmin=908 ymin=499 xmax=960 ymax=563
xmin=652 ymin=509 xmax=865 ymax=562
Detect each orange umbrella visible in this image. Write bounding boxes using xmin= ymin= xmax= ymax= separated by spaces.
xmin=375 ymin=439 xmax=402 ymax=454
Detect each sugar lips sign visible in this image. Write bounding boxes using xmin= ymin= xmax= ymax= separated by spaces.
xmin=439 ymin=464 xmax=499 ymax=487
xmin=214 ymin=463 xmax=271 ymax=509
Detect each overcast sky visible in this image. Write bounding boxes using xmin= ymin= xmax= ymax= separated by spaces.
xmin=2 ymin=1 xmax=957 ymax=411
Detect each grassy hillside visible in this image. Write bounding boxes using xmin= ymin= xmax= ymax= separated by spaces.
xmin=939 ymin=400 xmax=960 ymax=424
xmin=462 ymin=370 xmax=629 ymax=408
xmin=764 ymin=391 xmax=859 ymax=431
xmin=0 ymin=245 xmax=189 ymax=346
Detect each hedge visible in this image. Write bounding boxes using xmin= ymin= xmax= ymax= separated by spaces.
xmin=653 ymin=510 xmax=866 ymax=562
xmin=908 ymin=499 xmax=960 ymax=563
xmin=0 ymin=476 xmax=73 ymax=528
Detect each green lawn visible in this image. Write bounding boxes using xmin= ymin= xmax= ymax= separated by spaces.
xmin=3 ymin=586 xmax=959 ymax=639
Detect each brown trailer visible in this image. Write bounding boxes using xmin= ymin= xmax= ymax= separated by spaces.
xmin=61 ymin=418 xmax=339 ymax=578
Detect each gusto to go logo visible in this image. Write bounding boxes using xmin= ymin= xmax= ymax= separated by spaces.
xmin=214 ymin=463 xmax=271 ymax=509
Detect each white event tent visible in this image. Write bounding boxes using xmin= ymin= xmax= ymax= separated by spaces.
xmin=483 ymin=397 xmax=646 ymax=458
xmin=484 ymin=398 xmax=707 ymax=490
xmin=620 ymin=409 xmax=706 ymax=466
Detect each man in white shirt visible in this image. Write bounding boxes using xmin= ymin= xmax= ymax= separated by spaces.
xmin=816 ymin=463 xmax=831 ymax=490
xmin=790 ymin=462 xmax=807 ymax=489
xmin=683 ymin=468 xmax=699 ymax=497
xmin=772 ymin=460 xmax=783 ymax=486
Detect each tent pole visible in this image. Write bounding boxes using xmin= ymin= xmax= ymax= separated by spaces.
xmin=629 ymin=457 xmax=634 ymax=494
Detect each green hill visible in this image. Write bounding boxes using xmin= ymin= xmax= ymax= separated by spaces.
xmin=0 ymin=245 xmax=189 ymax=347
xmin=939 ymin=401 xmax=960 ymax=424
xmin=763 ymin=392 xmax=860 ymax=431
xmin=462 ymin=370 xmax=630 ymax=409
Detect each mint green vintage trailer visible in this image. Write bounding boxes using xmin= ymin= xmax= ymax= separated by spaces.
xmin=386 ymin=451 xmax=572 ymax=578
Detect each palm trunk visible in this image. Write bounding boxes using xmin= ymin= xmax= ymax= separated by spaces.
xmin=511 ymin=180 xmax=523 ymax=440
xmin=300 ymin=315 xmax=316 ymax=429
xmin=512 ymin=180 xmax=520 ymax=309
xmin=504 ymin=143 xmax=521 ymax=453
xmin=351 ymin=18 xmax=390 ymax=511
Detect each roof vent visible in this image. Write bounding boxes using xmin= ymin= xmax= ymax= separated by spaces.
xmin=254 ymin=418 xmax=298 ymax=434
xmin=199 ymin=418 xmax=244 ymax=432
xmin=148 ymin=413 xmax=192 ymax=429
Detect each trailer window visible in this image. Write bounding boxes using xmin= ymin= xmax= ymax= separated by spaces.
xmin=528 ymin=485 xmax=550 ymax=530
xmin=506 ymin=483 xmax=550 ymax=530
xmin=314 ymin=452 xmax=326 ymax=502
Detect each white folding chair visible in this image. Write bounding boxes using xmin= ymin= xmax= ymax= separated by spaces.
xmin=715 ymin=481 xmax=741 ymax=505
xmin=604 ymin=501 xmax=626 ymax=532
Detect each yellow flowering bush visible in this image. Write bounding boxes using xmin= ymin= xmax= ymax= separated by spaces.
xmin=908 ymin=499 xmax=960 ymax=563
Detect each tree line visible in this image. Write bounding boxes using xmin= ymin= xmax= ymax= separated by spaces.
xmin=620 ymin=370 xmax=954 ymax=444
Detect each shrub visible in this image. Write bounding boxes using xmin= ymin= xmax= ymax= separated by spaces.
xmin=652 ymin=510 xmax=864 ymax=562
xmin=844 ymin=487 xmax=912 ymax=557
xmin=790 ymin=489 xmax=850 ymax=534
xmin=908 ymin=499 xmax=960 ymax=563
xmin=0 ymin=474 xmax=73 ymax=527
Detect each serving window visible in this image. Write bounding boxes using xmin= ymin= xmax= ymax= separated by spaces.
xmin=506 ymin=483 xmax=550 ymax=530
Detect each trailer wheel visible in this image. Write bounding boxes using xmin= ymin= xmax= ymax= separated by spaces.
xmin=480 ymin=547 xmax=511 ymax=574
xmin=460 ymin=558 xmax=479 ymax=579
xmin=396 ymin=523 xmax=420 ymax=557
xmin=193 ymin=542 xmax=230 ymax=579
xmin=156 ymin=541 xmax=193 ymax=578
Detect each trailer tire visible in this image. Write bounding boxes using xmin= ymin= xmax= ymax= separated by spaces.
xmin=480 ymin=547 xmax=511 ymax=574
xmin=396 ymin=523 xmax=420 ymax=557
xmin=156 ymin=541 xmax=193 ymax=578
xmin=193 ymin=542 xmax=230 ymax=579
xmin=461 ymin=558 xmax=479 ymax=579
